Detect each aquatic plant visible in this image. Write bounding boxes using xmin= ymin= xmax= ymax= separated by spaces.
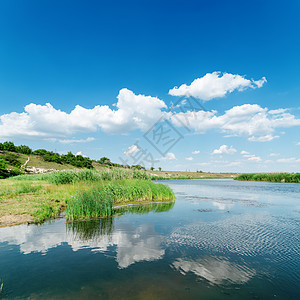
xmin=65 ymin=180 xmax=175 ymax=220
xmin=235 ymin=173 xmax=300 ymax=183
xmin=66 ymin=187 xmax=113 ymax=220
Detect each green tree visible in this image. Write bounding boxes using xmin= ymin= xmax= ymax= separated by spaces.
xmin=15 ymin=145 xmax=32 ymax=155
xmin=33 ymin=149 xmax=49 ymax=156
xmin=158 ymin=167 xmax=162 ymax=171
xmin=98 ymin=157 xmax=111 ymax=165
xmin=132 ymin=164 xmax=145 ymax=170
xmin=2 ymin=141 xmax=16 ymax=152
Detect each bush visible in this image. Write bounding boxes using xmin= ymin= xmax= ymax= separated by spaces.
xmin=15 ymin=145 xmax=32 ymax=155
xmin=1 ymin=153 xmax=21 ymax=168
xmin=0 ymin=158 xmax=10 ymax=179
xmin=2 ymin=141 xmax=16 ymax=152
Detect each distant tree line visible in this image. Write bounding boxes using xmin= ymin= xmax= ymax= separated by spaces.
xmin=0 ymin=141 xmax=153 ymax=175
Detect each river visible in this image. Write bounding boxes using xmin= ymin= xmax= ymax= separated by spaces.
xmin=0 ymin=179 xmax=299 ymax=299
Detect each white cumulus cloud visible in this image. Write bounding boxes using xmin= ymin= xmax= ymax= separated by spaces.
xmin=240 ymin=150 xmax=250 ymax=155
xmin=0 ymin=88 xmax=167 ymax=138
xmin=124 ymin=144 xmax=140 ymax=156
xmin=212 ymin=145 xmax=237 ymax=155
xmin=169 ymin=72 xmax=266 ymax=100
xmin=171 ymin=104 xmax=300 ymax=142
xmin=248 ymin=156 xmax=262 ymax=162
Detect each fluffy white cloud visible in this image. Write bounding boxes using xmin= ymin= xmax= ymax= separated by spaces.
xmin=0 ymin=88 xmax=167 ymax=138
xmin=240 ymin=150 xmax=249 ymax=155
xmin=171 ymin=104 xmax=300 ymax=141
xmin=185 ymin=157 xmax=194 ymax=161
xmin=248 ymin=156 xmax=262 ymax=162
xmin=240 ymin=150 xmax=261 ymax=162
xmin=161 ymin=152 xmax=176 ymax=160
xmin=212 ymin=145 xmax=237 ymax=155
xmin=75 ymin=151 xmax=87 ymax=157
xmin=124 ymin=144 xmax=140 ymax=156
xmin=169 ymin=72 xmax=266 ymax=100
xmin=192 ymin=150 xmax=200 ymax=154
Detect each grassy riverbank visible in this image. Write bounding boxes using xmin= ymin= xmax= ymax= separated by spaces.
xmin=0 ymin=169 xmax=174 ymax=226
xmin=235 ymin=173 xmax=300 ymax=183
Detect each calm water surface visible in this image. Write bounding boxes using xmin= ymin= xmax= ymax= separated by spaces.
xmin=0 ymin=179 xmax=299 ymax=299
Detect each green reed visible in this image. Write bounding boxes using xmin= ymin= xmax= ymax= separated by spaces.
xmin=12 ymin=169 xmax=152 ymax=184
xmin=66 ymin=187 xmax=113 ymax=220
xmin=65 ymin=180 xmax=175 ymax=220
xmin=235 ymin=173 xmax=300 ymax=183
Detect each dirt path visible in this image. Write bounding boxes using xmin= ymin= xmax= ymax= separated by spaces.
xmin=21 ymin=156 xmax=30 ymax=169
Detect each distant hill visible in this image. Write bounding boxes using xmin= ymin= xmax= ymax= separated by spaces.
xmin=0 ymin=141 xmax=129 ymax=178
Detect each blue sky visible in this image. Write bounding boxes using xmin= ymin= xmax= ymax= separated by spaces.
xmin=0 ymin=0 xmax=300 ymax=172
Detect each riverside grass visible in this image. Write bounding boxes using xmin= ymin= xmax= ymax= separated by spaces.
xmin=65 ymin=179 xmax=175 ymax=220
xmin=1 ymin=169 xmax=174 ymax=224
xmin=12 ymin=168 xmax=151 ymax=184
xmin=235 ymin=173 xmax=300 ymax=183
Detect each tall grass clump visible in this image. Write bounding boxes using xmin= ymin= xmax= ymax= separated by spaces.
xmin=66 ymin=180 xmax=175 ymax=220
xmin=235 ymin=173 xmax=300 ymax=183
xmin=103 ymin=180 xmax=174 ymax=203
xmin=150 ymin=182 xmax=175 ymax=200
xmin=12 ymin=169 xmax=151 ymax=184
xmin=66 ymin=187 xmax=113 ymax=220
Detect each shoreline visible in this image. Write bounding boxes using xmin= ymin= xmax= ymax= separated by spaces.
xmin=0 ymin=200 xmax=176 ymax=227
xmin=0 ymin=170 xmax=175 ymax=227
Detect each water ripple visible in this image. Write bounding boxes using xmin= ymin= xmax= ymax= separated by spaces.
xmin=166 ymin=212 xmax=300 ymax=282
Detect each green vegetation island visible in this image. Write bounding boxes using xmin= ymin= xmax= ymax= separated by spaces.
xmin=0 ymin=141 xmax=299 ymax=227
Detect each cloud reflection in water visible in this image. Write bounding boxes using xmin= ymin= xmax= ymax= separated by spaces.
xmin=172 ymin=257 xmax=255 ymax=285
xmin=0 ymin=219 xmax=164 ymax=269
